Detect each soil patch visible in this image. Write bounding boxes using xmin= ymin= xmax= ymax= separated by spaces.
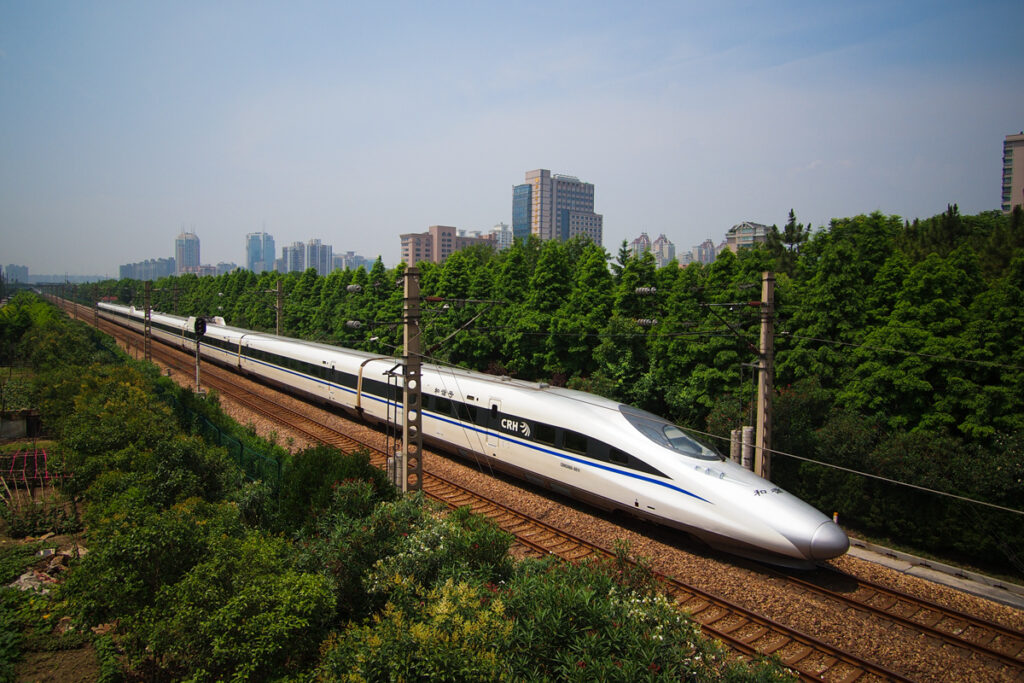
xmin=16 ymin=646 xmax=99 ymax=683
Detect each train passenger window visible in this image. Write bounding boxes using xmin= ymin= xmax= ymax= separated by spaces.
xmin=535 ymin=423 xmax=556 ymax=446
xmin=563 ymin=430 xmax=588 ymax=454
xmin=475 ymin=407 xmax=488 ymax=427
xmin=436 ymin=397 xmax=452 ymax=415
xmin=609 ymin=448 xmax=629 ymax=465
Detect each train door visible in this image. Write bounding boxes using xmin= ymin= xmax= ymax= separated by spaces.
xmin=328 ymin=362 xmax=336 ymax=403
xmin=487 ymin=399 xmax=501 ymax=449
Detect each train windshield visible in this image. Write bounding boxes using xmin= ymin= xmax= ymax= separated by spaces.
xmin=619 ymin=405 xmax=721 ymax=461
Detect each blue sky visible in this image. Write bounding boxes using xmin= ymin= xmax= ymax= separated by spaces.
xmin=1 ymin=1 xmax=1021 ymax=276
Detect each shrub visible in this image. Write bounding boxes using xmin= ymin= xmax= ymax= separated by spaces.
xmin=299 ymin=490 xmax=434 ymax=621
xmin=500 ymin=556 xmax=793 ymax=681
xmin=318 ymin=579 xmax=510 ymax=682
xmin=364 ymin=505 xmax=513 ymax=601
xmin=60 ymin=497 xmax=243 ymax=624
xmin=278 ymin=445 xmax=394 ymax=534
xmin=136 ymin=530 xmax=334 ymax=682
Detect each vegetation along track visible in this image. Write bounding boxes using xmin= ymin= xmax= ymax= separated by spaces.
xmin=60 ymin=299 xmax=1024 ymax=680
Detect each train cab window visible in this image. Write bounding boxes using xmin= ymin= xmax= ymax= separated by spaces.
xmin=563 ymin=430 xmax=588 ymax=455
xmin=535 ymin=423 xmax=556 ymax=446
xmin=619 ymin=405 xmax=721 ymax=461
xmin=609 ymin=448 xmax=629 ymax=465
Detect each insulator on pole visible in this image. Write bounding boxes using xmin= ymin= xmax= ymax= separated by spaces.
xmin=635 ymin=286 xmax=657 ymax=295
xmin=346 ymin=284 xmax=363 ymax=293
xmin=636 ymin=318 xmax=658 ymax=327
xmin=345 ymin=320 xmax=362 ymax=329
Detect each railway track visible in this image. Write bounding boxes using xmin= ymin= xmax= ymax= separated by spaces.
xmin=58 ymin=298 xmax=1024 ymax=680
xmin=780 ymin=566 xmax=1024 ymax=672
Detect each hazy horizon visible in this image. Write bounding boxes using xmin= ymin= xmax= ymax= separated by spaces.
xmin=2 ymin=1 xmax=1022 ymax=276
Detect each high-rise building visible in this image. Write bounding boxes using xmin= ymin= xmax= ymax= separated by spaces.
xmin=512 ymin=169 xmax=603 ymax=245
xmin=692 ymin=239 xmax=718 ymax=264
xmin=490 ymin=222 xmax=513 ymax=250
xmin=651 ymin=234 xmax=676 ymax=268
xmin=628 ymin=233 xmax=675 ymax=267
xmin=245 ymin=232 xmax=276 ymax=273
xmin=512 ymin=184 xmax=532 ymax=241
xmin=4 ymin=265 xmax=29 ymax=282
xmin=629 ymin=232 xmax=652 ymax=259
xmin=175 ymin=232 xmax=200 ymax=274
xmin=180 ymin=264 xmax=217 ymax=277
xmin=399 ymin=225 xmax=491 ymax=266
xmin=1002 ymin=132 xmax=1024 ymax=214
xmin=334 ymin=251 xmax=370 ymax=271
xmin=305 ymin=238 xmax=333 ymax=275
xmin=282 ymin=242 xmax=305 ymax=273
xmin=725 ymin=222 xmax=769 ymax=252
xmin=119 ymin=258 xmax=175 ymax=280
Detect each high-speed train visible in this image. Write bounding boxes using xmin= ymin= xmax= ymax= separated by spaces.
xmin=97 ymin=301 xmax=848 ymax=568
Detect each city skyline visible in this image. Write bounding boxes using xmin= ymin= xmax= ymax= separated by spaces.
xmin=2 ymin=2 xmax=1022 ymax=276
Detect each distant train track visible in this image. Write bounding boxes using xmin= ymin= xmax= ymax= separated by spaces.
xmin=57 ymin=298 xmax=1024 ymax=681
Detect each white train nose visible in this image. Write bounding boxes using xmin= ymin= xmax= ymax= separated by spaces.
xmin=809 ymin=521 xmax=850 ymax=560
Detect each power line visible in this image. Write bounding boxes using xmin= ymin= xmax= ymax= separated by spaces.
xmin=687 ymin=426 xmax=1024 ymax=518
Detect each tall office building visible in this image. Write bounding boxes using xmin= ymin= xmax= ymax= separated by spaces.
xmin=245 ymin=232 xmax=276 ymax=273
xmin=1002 ymin=132 xmax=1024 ymax=214
xmin=175 ymin=232 xmax=200 ymax=274
xmin=305 ymin=238 xmax=333 ymax=275
xmin=512 ymin=184 xmax=533 ymax=241
xmin=282 ymin=242 xmax=305 ymax=273
xmin=512 ymin=169 xmax=603 ymax=245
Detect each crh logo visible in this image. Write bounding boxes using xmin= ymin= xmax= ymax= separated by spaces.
xmin=500 ymin=418 xmax=532 ymax=439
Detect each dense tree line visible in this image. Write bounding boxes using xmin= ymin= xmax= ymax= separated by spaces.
xmin=76 ymin=205 xmax=1024 ymax=575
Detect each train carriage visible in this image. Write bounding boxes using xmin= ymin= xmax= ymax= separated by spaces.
xmin=97 ymin=301 xmax=848 ymax=567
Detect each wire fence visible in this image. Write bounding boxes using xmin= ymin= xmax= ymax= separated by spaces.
xmin=162 ymin=394 xmax=282 ymax=491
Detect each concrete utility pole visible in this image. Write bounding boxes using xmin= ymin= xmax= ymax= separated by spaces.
xmin=144 ymin=281 xmax=152 ymax=362
xmin=400 ymin=266 xmax=423 ymax=493
xmin=754 ymin=271 xmax=775 ymax=480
